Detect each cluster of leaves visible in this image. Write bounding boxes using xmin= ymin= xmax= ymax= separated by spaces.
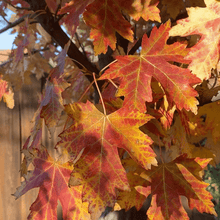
xmin=1 ymin=0 xmax=220 ymax=219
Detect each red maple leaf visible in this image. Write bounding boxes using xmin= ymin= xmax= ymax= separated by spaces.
xmin=40 ymin=78 xmax=67 ymax=133
xmin=13 ymin=147 xmax=91 ymax=220
xmin=58 ymin=0 xmax=93 ymax=35
xmin=99 ymin=20 xmax=201 ymax=114
xmin=49 ymin=42 xmax=70 ymax=80
xmin=136 ymin=155 xmax=216 ymax=220
xmin=0 ymin=75 xmax=14 ymax=109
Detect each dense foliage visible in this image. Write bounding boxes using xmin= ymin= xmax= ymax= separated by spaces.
xmin=1 ymin=0 xmax=220 ymax=219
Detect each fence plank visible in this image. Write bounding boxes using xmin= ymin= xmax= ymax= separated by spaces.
xmin=0 ymin=76 xmax=41 ymax=219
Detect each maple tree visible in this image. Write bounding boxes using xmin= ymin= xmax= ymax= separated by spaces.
xmin=1 ymin=0 xmax=220 ymax=219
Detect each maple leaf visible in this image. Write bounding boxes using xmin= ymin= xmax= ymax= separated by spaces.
xmin=101 ymin=79 xmax=120 ymax=102
xmin=103 ymin=98 xmax=123 ymax=114
xmin=58 ymin=0 xmax=93 ymax=35
xmin=162 ymin=110 xmax=217 ymax=166
xmin=45 ymin=0 xmax=60 ymax=13
xmin=169 ymin=0 xmax=220 ymax=80
xmin=130 ymin=0 xmax=161 ymax=22
xmin=83 ymin=0 xmax=134 ymax=55
xmin=136 ymin=155 xmax=216 ymax=220
xmin=189 ymin=101 xmax=220 ymax=144
xmin=115 ymin=158 xmax=148 ymax=211
xmin=40 ymin=78 xmax=67 ymax=133
xmin=163 ymin=110 xmax=190 ymax=151
xmin=157 ymin=96 xmax=176 ymax=130
xmin=49 ymin=41 xmax=70 ymax=80
xmin=27 ymin=53 xmax=51 ymax=80
xmin=19 ymin=104 xmax=43 ymax=177
xmin=39 ymin=43 xmax=72 ymax=133
xmin=0 ymin=75 xmax=14 ymax=109
xmin=58 ymin=101 xmax=157 ymax=217
xmin=172 ymin=102 xmax=220 ymax=165
xmin=62 ymin=70 xmax=93 ymax=104
xmin=14 ymin=18 xmax=36 ymax=63
xmin=21 ymin=128 xmax=42 ymax=176
xmin=58 ymin=101 xmax=157 ymax=169
xmin=27 ymin=107 xmax=43 ymax=146
xmin=13 ymin=147 xmax=91 ymax=220
xmin=100 ymin=20 xmax=201 ymax=113
xmin=69 ymin=146 xmax=130 ymax=219
xmin=116 ymin=172 xmax=147 ymax=211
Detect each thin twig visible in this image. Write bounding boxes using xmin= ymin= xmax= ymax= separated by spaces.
xmin=0 ymin=14 xmax=30 ymax=34
xmin=1 ymin=14 xmax=11 ymax=24
xmin=70 ymin=57 xmax=88 ymax=73
xmin=78 ymin=80 xmax=94 ymax=102
xmin=210 ymin=69 xmax=218 ymax=89
xmin=0 ymin=47 xmax=50 ymax=68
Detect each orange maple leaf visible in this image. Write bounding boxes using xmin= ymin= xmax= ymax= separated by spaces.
xmin=100 ymin=20 xmax=201 ymax=113
xmin=83 ymin=0 xmax=134 ymax=55
xmin=58 ymin=101 xmax=157 ymax=170
xmin=136 ymin=155 xmax=216 ymax=220
xmin=116 ymin=158 xmax=148 ymax=212
xmin=189 ymin=101 xmax=220 ymax=144
xmin=13 ymin=147 xmax=90 ymax=220
xmin=69 ymin=146 xmax=130 ymax=219
xmin=57 ymin=101 xmax=157 ymax=217
xmin=130 ymin=0 xmax=161 ymax=22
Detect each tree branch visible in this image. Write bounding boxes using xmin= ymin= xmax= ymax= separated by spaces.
xmin=0 ymin=14 xmax=30 ymax=34
xmin=23 ymin=0 xmax=100 ymax=84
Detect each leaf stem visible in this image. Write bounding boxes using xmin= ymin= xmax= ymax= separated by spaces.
xmin=108 ymin=79 xmax=118 ymax=89
xmin=98 ymin=59 xmax=117 ymax=76
xmin=78 ymin=80 xmax=94 ymax=102
xmin=93 ymin=73 xmax=106 ymax=115
xmin=158 ymin=135 xmax=164 ymax=164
